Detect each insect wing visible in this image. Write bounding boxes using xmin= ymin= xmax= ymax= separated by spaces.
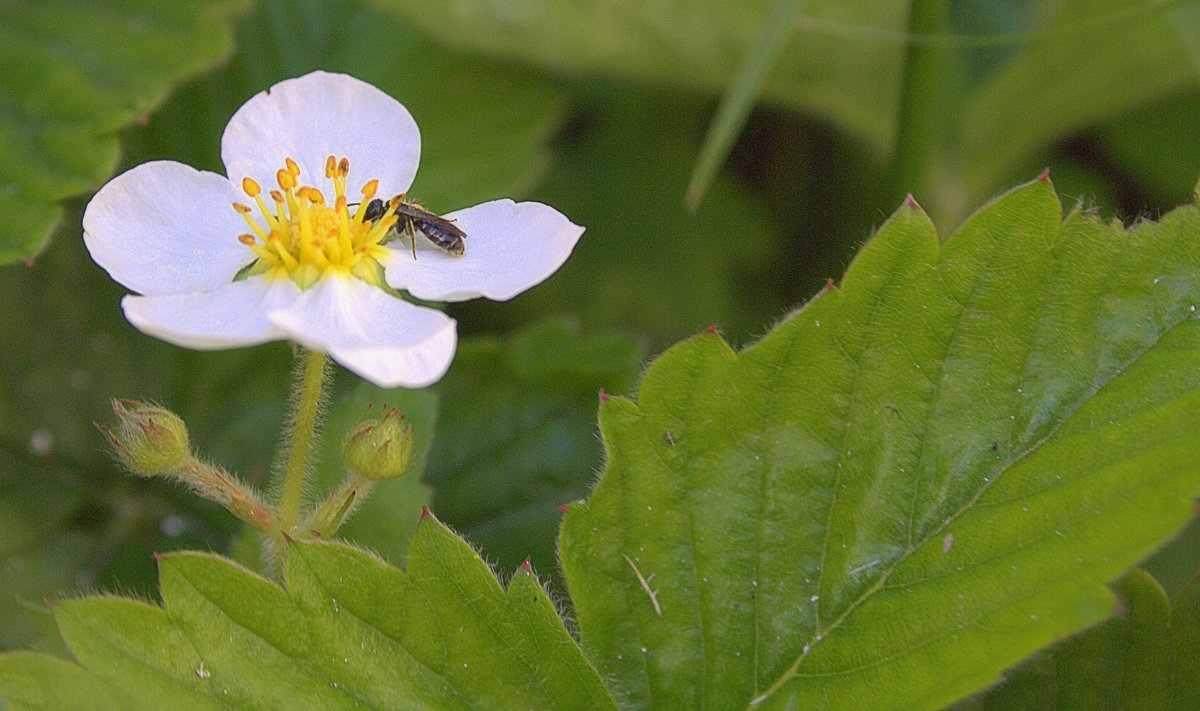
xmin=395 ymin=203 xmax=467 ymax=255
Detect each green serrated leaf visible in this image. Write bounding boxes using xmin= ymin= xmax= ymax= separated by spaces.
xmin=0 ymin=652 xmax=132 ymax=711
xmin=560 ymin=177 xmax=1200 ymax=709
xmin=0 ymin=517 xmax=618 ymax=709
xmin=957 ymin=570 xmax=1200 ymax=709
xmin=426 ymin=318 xmax=639 ymax=574
xmin=0 ymin=0 xmax=248 ymax=263
xmin=54 ymin=597 xmax=220 ymax=710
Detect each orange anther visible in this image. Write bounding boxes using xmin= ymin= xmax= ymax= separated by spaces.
xmin=325 ymin=155 xmax=336 ymax=178
xmin=337 ymin=157 xmax=350 ymax=177
xmin=232 ymin=202 xmax=252 ymax=214
xmin=285 ymin=157 xmax=300 ymax=176
xmin=277 ymin=169 xmax=295 ymax=190
xmin=237 ymin=234 xmax=256 ymax=245
xmin=361 ymin=179 xmax=379 ymax=199
xmin=242 ymin=177 xmax=261 ymax=197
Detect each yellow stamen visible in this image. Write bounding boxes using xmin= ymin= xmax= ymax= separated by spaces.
xmin=362 ymin=214 xmax=398 ymax=247
xmin=353 ymin=180 xmax=378 ymax=226
xmin=336 ymin=196 xmax=354 ymax=260
xmin=277 ymin=169 xmax=296 ymax=191
xmin=230 ymin=157 xmax=395 ymax=289
xmin=253 ymin=194 xmax=281 ymax=231
xmin=268 ymin=231 xmax=300 ymax=269
xmin=300 ymin=187 xmax=326 ymax=205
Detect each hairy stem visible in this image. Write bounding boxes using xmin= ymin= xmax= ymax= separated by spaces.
xmin=307 ymin=471 xmax=376 ymax=539
xmin=172 ymin=457 xmax=279 ymax=531
xmin=277 ymin=349 xmax=330 ymax=532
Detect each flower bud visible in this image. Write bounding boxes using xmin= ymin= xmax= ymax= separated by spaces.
xmin=341 ymin=405 xmax=413 ymax=481
xmin=102 ymin=400 xmax=190 ymax=476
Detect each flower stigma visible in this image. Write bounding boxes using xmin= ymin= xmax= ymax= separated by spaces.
xmin=233 ymin=155 xmax=398 ymax=290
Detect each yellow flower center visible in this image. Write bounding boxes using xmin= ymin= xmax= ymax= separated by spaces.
xmin=232 ymin=155 xmax=397 ymax=289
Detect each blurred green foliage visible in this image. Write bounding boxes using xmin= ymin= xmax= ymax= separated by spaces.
xmin=1 ymin=2 xmax=1198 ymax=699
xmin=957 ymin=570 xmax=1200 ymax=709
xmin=0 ymin=0 xmax=250 ymax=262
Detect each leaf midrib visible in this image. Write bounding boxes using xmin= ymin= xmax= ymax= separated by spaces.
xmin=748 ymin=298 xmax=1195 ymax=708
xmin=292 ymin=549 xmax=476 ymax=711
xmin=169 ymin=559 xmax=375 ymax=710
xmin=423 ymin=535 xmax=568 ymax=710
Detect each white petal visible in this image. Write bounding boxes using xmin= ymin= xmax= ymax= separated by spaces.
xmin=383 ymin=200 xmax=584 ymax=302
xmin=267 ymin=276 xmax=456 ymax=388
xmin=221 ymin=72 xmax=420 ymax=202
xmin=122 ymin=277 xmax=299 ymax=349
xmin=83 ymin=161 xmax=253 ymax=296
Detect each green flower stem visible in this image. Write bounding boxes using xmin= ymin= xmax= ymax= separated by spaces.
xmin=278 ymin=349 xmax=330 ymax=532
xmin=308 ymin=472 xmax=375 ymax=539
xmin=172 ymin=456 xmax=278 ymax=531
xmin=889 ymin=0 xmax=949 ymax=205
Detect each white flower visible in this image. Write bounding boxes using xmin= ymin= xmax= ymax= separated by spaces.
xmin=83 ymin=71 xmax=584 ymax=388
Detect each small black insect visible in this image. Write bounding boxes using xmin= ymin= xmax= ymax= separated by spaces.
xmin=363 ymin=194 xmax=466 ymax=258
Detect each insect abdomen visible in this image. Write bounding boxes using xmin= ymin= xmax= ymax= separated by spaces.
xmin=415 ymin=220 xmax=465 ymax=255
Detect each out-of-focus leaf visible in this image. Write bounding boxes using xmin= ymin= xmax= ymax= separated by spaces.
xmin=1144 ymin=516 xmax=1200 ymax=602
xmin=0 ymin=533 xmax=94 ymax=654
xmin=961 ymin=0 xmax=1197 ymax=204
xmin=560 ymin=178 xmax=1200 ymax=708
xmin=374 ymin=0 xmax=1198 ymax=225
xmin=0 ymin=449 xmax=83 ymax=556
xmin=126 ymin=0 xmax=565 ymax=212
xmin=0 ymin=520 xmax=619 ymax=710
xmin=465 ymin=90 xmax=782 ymax=347
xmin=686 ymin=0 xmax=807 ymax=210
xmin=1169 ymin=2 xmax=1200 ymax=71
xmin=1098 ymin=91 xmax=1200 ymax=207
xmin=0 ymin=0 xmax=248 ymax=263
xmin=0 ymin=447 xmax=89 ymax=651
xmin=372 ymin=0 xmax=909 ymax=148
xmin=957 ymin=570 xmax=1200 ymax=709
xmin=425 ymin=318 xmax=639 ymax=576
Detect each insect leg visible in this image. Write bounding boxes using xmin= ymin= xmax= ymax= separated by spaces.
xmin=405 ymin=217 xmax=418 ymax=259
